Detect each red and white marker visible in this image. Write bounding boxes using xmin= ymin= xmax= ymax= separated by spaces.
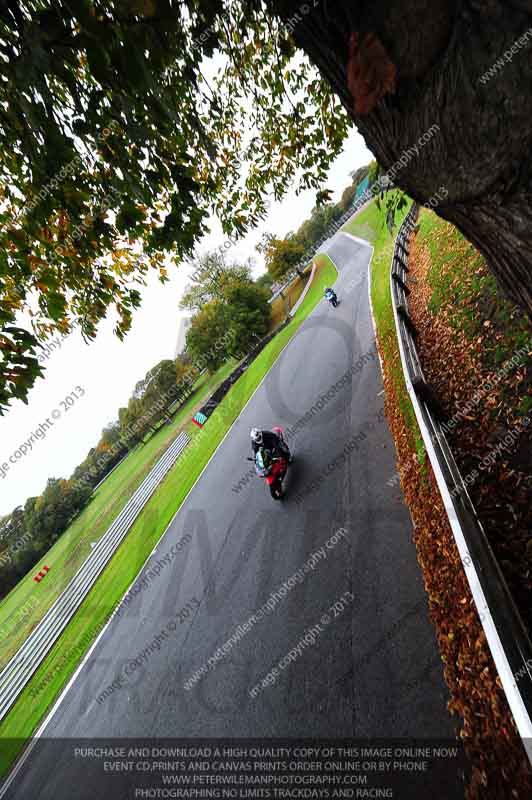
xmin=34 ymin=565 xmax=50 ymax=583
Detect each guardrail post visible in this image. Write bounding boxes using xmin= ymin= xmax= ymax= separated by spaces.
xmin=391 ymin=273 xmax=410 ymax=295
xmin=411 ymin=376 xmax=447 ymax=421
xmin=396 ymin=304 xmax=418 ymax=338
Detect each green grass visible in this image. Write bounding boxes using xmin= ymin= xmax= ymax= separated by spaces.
xmin=416 ymin=207 xmax=531 ymax=375
xmin=0 ymin=361 xmax=236 ymax=672
xmin=0 ymin=254 xmax=337 ymax=774
xmin=364 ymin=194 xmax=427 ymax=466
xmin=341 ymin=201 xmax=379 ymax=242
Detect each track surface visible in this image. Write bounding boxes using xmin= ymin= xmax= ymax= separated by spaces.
xmin=2 ymin=233 xmax=461 ymax=798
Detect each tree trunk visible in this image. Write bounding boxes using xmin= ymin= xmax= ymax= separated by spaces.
xmin=270 ymin=0 xmax=532 ymax=316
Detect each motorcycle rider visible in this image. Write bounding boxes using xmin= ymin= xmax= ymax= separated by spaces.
xmin=250 ymin=428 xmax=291 ymax=468
xmin=324 ymin=287 xmax=338 ymax=305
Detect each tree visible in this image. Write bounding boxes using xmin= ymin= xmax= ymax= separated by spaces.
xmin=258 ymin=235 xmax=306 ymax=281
xmin=175 ymin=354 xmax=193 ymax=385
xmin=185 ymin=302 xmax=231 ymax=373
xmin=186 ymin=280 xmax=271 ymax=370
xmin=256 ymin=272 xmax=274 ymax=291
xmin=222 ymin=282 xmax=271 ymax=357
xmin=142 ymin=359 xmax=178 ymax=423
xmin=339 ymin=183 xmax=357 ymax=212
xmin=366 ymin=161 xmax=380 ymax=188
xmin=2 ymin=2 xmax=532 ymax=416
xmin=0 ymin=1 xmax=349 ymax=411
xmin=270 ymin=0 xmax=532 ymax=314
xmin=100 ymin=422 xmax=124 ymax=450
xmin=180 ymin=251 xmax=252 ymax=312
xmin=350 ymin=164 xmax=370 ymax=188
xmin=295 ymin=203 xmax=340 ymax=251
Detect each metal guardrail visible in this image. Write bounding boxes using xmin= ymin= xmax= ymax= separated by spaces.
xmin=390 ymin=204 xmax=532 ymax=763
xmin=0 ymin=430 xmax=190 ymax=722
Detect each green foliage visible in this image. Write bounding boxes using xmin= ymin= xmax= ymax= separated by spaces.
xmin=180 ymin=251 xmax=252 ymax=311
xmin=258 ymin=234 xmax=306 ymax=281
xmin=295 ymin=202 xmax=341 ymax=251
xmin=185 ymin=302 xmax=230 ymax=372
xmin=0 ymin=1 xmax=350 ymax=411
xmin=0 ymin=475 xmax=93 ymax=600
xmin=374 ymin=186 xmax=408 ymax=234
xmin=339 ymin=183 xmax=357 ymax=212
xmin=349 ymin=163 xmax=370 ymax=188
xmin=255 ymin=272 xmax=274 ymax=291
xmin=417 ymin=207 xmax=532 ymax=374
xmin=185 ymin=276 xmax=271 ymax=369
xmin=222 ymin=282 xmax=271 ymax=357
xmin=0 ymin=349 xmax=197 ymax=600
xmin=367 ymin=160 xmax=379 ymax=187
xmin=0 ymin=255 xmax=336 ymax=761
xmin=518 ymin=395 xmax=532 ymax=415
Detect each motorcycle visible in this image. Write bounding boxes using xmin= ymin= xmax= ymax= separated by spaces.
xmin=247 ymin=426 xmax=291 ymax=500
xmin=325 ymin=290 xmax=338 ymax=308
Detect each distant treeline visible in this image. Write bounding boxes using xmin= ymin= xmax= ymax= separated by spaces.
xmin=256 ymin=163 xmax=373 ymax=286
xmin=0 ymin=356 xmax=198 ymax=600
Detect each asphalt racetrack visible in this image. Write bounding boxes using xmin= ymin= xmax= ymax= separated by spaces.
xmin=2 ymin=232 xmax=462 ymax=799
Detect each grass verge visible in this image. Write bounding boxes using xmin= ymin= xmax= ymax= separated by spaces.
xmin=361 ymin=195 xmax=426 ymax=465
xmin=0 ymin=254 xmax=337 ymax=776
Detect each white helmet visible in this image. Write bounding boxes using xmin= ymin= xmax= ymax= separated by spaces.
xmin=250 ymin=428 xmax=263 ymax=444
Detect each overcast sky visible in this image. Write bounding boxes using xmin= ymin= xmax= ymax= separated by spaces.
xmin=0 ymin=125 xmax=371 ymax=516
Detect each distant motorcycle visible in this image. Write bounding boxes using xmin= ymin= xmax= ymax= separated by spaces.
xmin=248 ymin=426 xmax=291 ymax=500
xmin=325 ymin=288 xmax=338 ymax=308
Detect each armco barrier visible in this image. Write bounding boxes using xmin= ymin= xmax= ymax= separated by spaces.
xmin=0 ymin=430 xmax=189 ymax=722
xmin=390 ymin=204 xmax=532 ymax=764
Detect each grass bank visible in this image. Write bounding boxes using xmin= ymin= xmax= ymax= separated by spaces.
xmin=352 ymin=195 xmax=425 ymax=463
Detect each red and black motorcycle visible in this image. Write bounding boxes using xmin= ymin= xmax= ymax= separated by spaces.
xmin=248 ymin=426 xmax=290 ymax=500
